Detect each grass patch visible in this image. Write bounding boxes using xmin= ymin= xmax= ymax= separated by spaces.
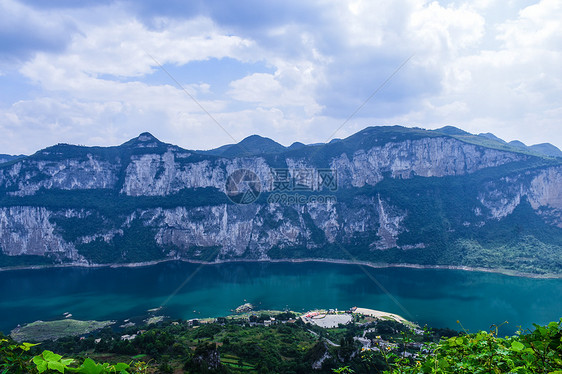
xmin=10 ymin=319 xmax=114 ymax=342
xmin=221 ymin=354 xmax=257 ymax=371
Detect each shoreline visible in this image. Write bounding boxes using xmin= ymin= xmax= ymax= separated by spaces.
xmin=1 ymin=257 xmax=561 ymax=279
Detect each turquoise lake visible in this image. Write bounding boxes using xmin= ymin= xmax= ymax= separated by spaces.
xmin=1 ymin=261 xmax=560 ymax=335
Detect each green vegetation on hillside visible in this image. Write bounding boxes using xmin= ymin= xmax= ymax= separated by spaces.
xmin=0 ymin=187 xmax=229 ymax=213
xmin=1 ymin=126 xmax=561 ymax=274
xmin=10 ymin=320 xmax=114 ymax=343
xmin=364 ymin=320 xmax=562 ymax=374
xmin=1 ymin=315 xmax=560 ymax=373
xmin=322 ymin=159 xmax=562 ymax=274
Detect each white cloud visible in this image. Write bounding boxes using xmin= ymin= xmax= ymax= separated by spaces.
xmin=0 ymin=0 xmax=75 ymax=63
xmin=498 ymin=0 xmax=562 ymax=50
xmin=413 ymin=0 xmax=562 ymax=143
xmin=227 ymin=60 xmax=324 ymax=117
xmin=1 ymin=7 xmax=261 ymax=152
xmin=1 ymin=0 xmax=561 ymax=155
xmin=2 ymin=1 xmax=332 ymax=153
xmin=408 ymin=1 xmax=486 ymax=55
xmin=19 ymin=15 xmax=256 ymax=85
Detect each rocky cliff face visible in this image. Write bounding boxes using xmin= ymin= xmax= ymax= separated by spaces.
xmin=478 ymin=165 xmax=562 ymax=227
xmin=331 ymin=137 xmax=524 ymax=187
xmin=0 ymin=133 xmax=526 ymax=198
xmin=0 ymin=127 xmax=561 ymax=273
xmin=0 ymin=154 xmax=119 ymax=197
xmin=0 ymin=207 xmax=82 ymax=260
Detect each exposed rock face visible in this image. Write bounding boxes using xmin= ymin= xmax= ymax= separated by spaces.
xmin=0 ymin=126 xmax=560 ymax=272
xmin=331 ymin=137 xmax=524 ymax=188
xmin=478 ymin=165 xmax=562 ymax=227
xmin=373 ymin=195 xmax=405 ymax=250
xmin=0 ymin=200 xmax=395 ymax=261
xmin=0 ymin=207 xmax=82 ymax=260
xmin=1 ymin=136 xmax=525 ymax=198
xmin=119 ymin=153 xmax=275 ymax=196
xmin=0 ymin=155 xmax=119 ymax=197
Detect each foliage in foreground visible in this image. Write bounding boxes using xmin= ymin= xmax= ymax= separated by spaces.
xmin=1 ymin=318 xmax=561 ymax=373
xmin=355 ymin=319 xmax=562 ymax=374
xmin=0 ymin=338 xmax=148 ymax=373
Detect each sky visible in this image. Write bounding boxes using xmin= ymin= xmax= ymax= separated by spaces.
xmin=0 ymin=0 xmax=561 ymax=154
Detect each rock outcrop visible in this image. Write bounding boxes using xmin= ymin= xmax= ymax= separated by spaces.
xmin=0 ymin=126 xmax=560 ymax=273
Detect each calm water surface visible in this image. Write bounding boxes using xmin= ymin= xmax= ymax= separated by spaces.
xmin=1 ymin=261 xmax=560 ymax=335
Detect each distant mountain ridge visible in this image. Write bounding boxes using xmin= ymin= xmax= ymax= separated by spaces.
xmin=529 ymin=143 xmax=562 ymax=158
xmin=0 ymin=125 xmax=561 ymax=275
xmin=0 ymin=154 xmax=26 ymax=164
xmin=194 ymin=125 xmax=561 ymax=159
xmin=433 ymin=127 xmax=562 ymax=158
xmin=478 ymin=132 xmax=506 ymax=144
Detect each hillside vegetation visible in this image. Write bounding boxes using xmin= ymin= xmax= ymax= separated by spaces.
xmin=1 ymin=126 xmax=562 ymax=275
xmin=1 ymin=313 xmax=561 ymax=373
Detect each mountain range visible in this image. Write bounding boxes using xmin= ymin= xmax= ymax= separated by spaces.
xmin=1 ymin=126 xmax=561 ymax=274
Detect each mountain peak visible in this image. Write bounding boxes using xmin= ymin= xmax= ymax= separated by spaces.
xmin=434 ymin=126 xmax=470 ymax=136
xmin=220 ymin=134 xmax=286 ymax=157
xmin=136 ymin=132 xmax=160 ymax=142
xmin=122 ymin=132 xmax=164 ymax=149
xmin=288 ymin=141 xmax=306 ymax=151
xmin=478 ymin=132 xmax=506 ymax=144
xmin=508 ymin=140 xmax=528 ymax=149
xmin=239 ymin=134 xmax=281 ymax=145
xmin=529 ymin=143 xmax=562 ymax=158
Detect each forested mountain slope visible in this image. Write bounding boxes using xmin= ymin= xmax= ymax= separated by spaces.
xmin=1 ymin=126 xmax=561 ymax=274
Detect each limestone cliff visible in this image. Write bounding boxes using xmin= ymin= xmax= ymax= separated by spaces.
xmin=0 ymin=126 xmax=560 ymax=273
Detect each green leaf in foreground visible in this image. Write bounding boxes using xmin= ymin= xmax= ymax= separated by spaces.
xmin=77 ymin=357 xmax=106 ymax=374
xmin=511 ymin=340 xmax=525 ymax=351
